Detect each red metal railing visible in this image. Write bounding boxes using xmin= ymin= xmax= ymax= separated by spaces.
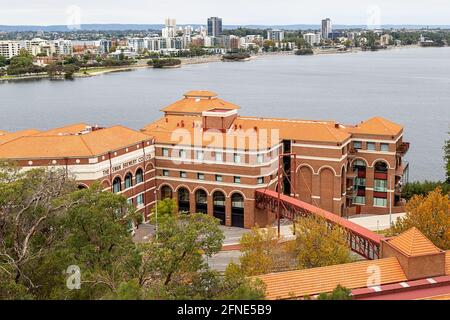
xmin=255 ymin=189 xmax=384 ymax=260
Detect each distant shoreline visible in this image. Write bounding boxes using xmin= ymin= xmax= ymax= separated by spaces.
xmin=0 ymin=45 xmax=444 ymax=82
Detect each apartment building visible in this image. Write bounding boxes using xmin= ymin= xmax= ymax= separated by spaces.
xmin=0 ymin=91 xmax=409 ymax=228
xmin=0 ymin=41 xmax=21 ymax=59
xmin=267 ymin=29 xmax=285 ymax=42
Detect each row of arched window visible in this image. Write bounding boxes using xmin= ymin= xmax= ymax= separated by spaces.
xmin=160 ymin=186 xmax=245 ymax=227
xmin=112 ymin=168 xmax=144 ymax=193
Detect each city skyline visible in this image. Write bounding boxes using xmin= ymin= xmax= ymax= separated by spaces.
xmin=1 ymin=0 xmax=449 ymax=26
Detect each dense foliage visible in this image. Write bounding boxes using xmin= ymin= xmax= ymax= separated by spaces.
xmin=148 ymin=58 xmax=181 ymax=68
xmin=390 ymin=188 xmax=450 ymax=250
xmin=0 ymin=164 xmax=264 ymax=300
xmin=317 ymin=285 xmax=353 ymax=300
xmin=222 ymin=53 xmax=251 ymax=61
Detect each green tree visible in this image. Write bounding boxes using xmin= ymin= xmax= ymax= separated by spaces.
xmin=391 ymin=187 xmax=450 ymax=249
xmin=0 ymin=55 xmax=7 ymax=67
xmin=317 ymin=285 xmax=353 ymax=300
xmin=238 ymin=227 xmax=279 ymax=276
xmin=293 ymin=216 xmax=354 ymax=269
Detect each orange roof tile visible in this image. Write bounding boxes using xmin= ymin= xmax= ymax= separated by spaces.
xmin=446 ymin=251 xmax=450 ymax=275
xmin=161 ymin=96 xmax=240 ymax=114
xmin=183 ymin=90 xmax=218 ymax=98
xmin=388 ymin=227 xmax=442 ymax=257
xmin=0 ymin=130 xmax=8 ymax=136
xmin=346 ymin=117 xmax=403 ymax=136
xmin=142 ymin=114 xmax=351 ymax=147
xmin=35 ymin=123 xmax=91 ymax=136
xmin=255 ymin=257 xmax=407 ymax=300
xmin=0 ymin=129 xmax=41 ymax=145
xmin=0 ymin=126 xmax=151 ymax=159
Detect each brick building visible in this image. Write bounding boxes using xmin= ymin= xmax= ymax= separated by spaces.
xmin=0 ymin=91 xmax=409 ymax=228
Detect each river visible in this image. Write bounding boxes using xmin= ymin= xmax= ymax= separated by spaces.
xmin=1 ymin=47 xmax=449 ymax=181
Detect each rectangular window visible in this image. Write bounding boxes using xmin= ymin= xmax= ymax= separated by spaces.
xmin=354 ymin=177 xmax=366 ymax=187
xmin=179 ymin=149 xmax=187 ymax=159
xmin=257 ymin=154 xmax=264 ymax=164
xmin=234 ymin=153 xmax=241 ymax=163
xmin=127 ymin=198 xmax=133 ymax=205
xmin=234 ymin=176 xmax=241 ymax=184
xmin=197 ymin=173 xmax=205 ymax=180
xmin=162 ymin=169 xmax=169 ymax=177
xmin=353 ymin=141 xmax=362 ymax=149
xmin=381 ymin=143 xmax=390 ymax=152
xmin=374 ymin=179 xmax=388 ymax=192
xmin=196 ymin=150 xmax=204 ymax=161
xmin=367 ymin=142 xmax=376 ymax=151
xmin=136 ymin=194 xmax=144 ymax=206
xmin=257 ymin=177 xmax=264 ymax=184
xmin=353 ymin=196 xmax=365 ymax=205
xmin=215 ymin=152 xmax=223 ymax=162
xmin=373 ymin=197 xmax=387 ymax=207
xmin=162 ymin=148 xmax=169 ymax=157
xmin=215 ymin=175 xmax=223 ymax=182
xmin=180 ymin=171 xmax=187 ymax=178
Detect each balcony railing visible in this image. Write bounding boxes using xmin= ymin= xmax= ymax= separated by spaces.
xmin=397 ymin=142 xmax=410 ymax=156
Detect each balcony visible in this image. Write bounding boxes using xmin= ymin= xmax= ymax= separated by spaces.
xmin=397 ymin=142 xmax=410 ymax=156
xmin=395 ymin=161 xmax=409 ymax=177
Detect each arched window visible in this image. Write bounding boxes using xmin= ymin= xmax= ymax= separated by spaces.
xmin=124 ymin=172 xmax=133 ymax=189
xmin=213 ymin=191 xmax=226 ymax=225
xmin=178 ymin=188 xmax=190 ymax=213
xmin=77 ymin=184 xmax=87 ymax=190
xmin=112 ymin=177 xmax=122 ymax=193
xmin=374 ymin=161 xmax=388 ymax=173
xmin=136 ymin=168 xmax=144 ymax=184
xmin=161 ymin=186 xmax=173 ymax=199
xmin=195 ymin=189 xmax=208 ymax=214
xmin=231 ymin=193 xmax=244 ymax=228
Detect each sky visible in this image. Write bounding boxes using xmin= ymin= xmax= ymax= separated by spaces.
xmin=0 ymin=0 xmax=449 ymax=26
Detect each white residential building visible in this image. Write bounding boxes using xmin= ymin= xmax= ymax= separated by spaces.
xmin=303 ymin=33 xmax=321 ymax=46
xmin=267 ymin=29 xmax=285 ymax=42
xmin=0 ymin=41 xmax=21 ymax=59
xmin=162 ymin=18 xmax=177 ymax=38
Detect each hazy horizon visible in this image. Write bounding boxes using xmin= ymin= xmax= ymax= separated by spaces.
xmin=0 ymin=0 xmax=449 ymax=26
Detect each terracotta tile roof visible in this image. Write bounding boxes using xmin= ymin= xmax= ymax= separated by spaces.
xmin=161 ymin=96 xmax=240 ymax=114
xmin=256 ymin=257 xmax=407 ymax=300
xmin=183 ymin=90 xmax=218 ymax=98
xmin=446 ymin=251 xmax=450 ymax=275
xmin=142 ymin=114 xmax=351 ymax=147
xmin=35 ymin=123 xmax=91 ymax=136
xmin=0 ymin=130 xmax=8 ymax=136
xmin=142 ymin=115 xmax=279 ymax=150
xmin=388 ymin=227 xmax=442 ymax=257
xmin=0 ymin=129 xmax=41 ymax=145
xmin=346 ymin=117 xmax=403 ymax=136
xmin=0 ymin=126 xmax=151 ymax=159
xmin=235 ymin=117 xmax=351 ymax=143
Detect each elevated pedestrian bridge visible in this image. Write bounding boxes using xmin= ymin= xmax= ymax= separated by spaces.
xmin=255 ymin=189 xmax=384 ymax=260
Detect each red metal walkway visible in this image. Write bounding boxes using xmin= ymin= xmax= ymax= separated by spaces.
xmin=255 ymin=189 xmax=384 ymax=260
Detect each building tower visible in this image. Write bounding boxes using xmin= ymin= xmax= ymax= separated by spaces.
xmin=207 ymin=17 xmax=223 ymax=37
xmin=321 ymin=18 xmax=332 ymax=40
xmin=162 ymin=18 xmax=177 ymax=38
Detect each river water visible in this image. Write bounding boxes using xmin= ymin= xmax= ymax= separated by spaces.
xmin=1 ymin=47 xmax=449 ymax=181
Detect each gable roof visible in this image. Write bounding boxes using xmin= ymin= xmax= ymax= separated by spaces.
xmin=256 ymin=257 xmax=407 ymax=300
xmin=388 ymin=227 xmax=443 ymax=257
